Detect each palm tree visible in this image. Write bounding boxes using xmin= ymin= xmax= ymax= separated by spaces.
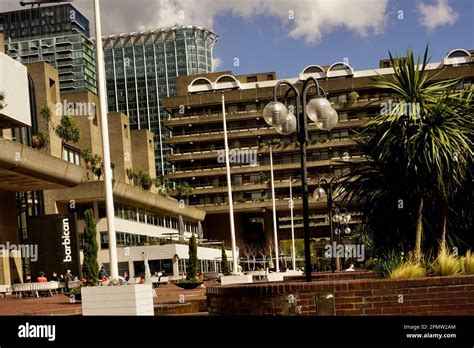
xmin=414 ymin=91 xmax=473 ymax=252
xmin=55 ymin=115 xmax=81 ymax=155
xmin=341 ymin=46 xmax=471 ymax=262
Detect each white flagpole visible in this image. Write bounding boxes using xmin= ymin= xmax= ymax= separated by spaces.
xmin=93 ymin=0 xmax=118 ymax=279
xmin=270 ymin=146 xmax=280 ymax=272
xmin=221 ymin=93 xmax=238 ymax=275
xmin=290 ymin=177 xmax=296 ymax=270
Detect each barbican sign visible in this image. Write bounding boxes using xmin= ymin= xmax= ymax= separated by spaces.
xmin=27 ymin=213 xmax=81 ymax=278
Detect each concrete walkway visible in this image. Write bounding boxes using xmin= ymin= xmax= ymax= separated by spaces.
xmin=0 ymin=283 xmax=208 ymax=316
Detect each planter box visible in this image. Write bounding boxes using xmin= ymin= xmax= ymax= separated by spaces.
xmin=81 ymin=284 xmax=154 ymax=316
xmin=266 ymin=272 xmax=285 ymax=282
xmin=220 ymin=274 xmax=253 ymax=285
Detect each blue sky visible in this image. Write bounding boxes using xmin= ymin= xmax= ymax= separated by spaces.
xmin=210 ymin=0 xmax=474 ymax=78
xmin=2 ymin=0 xmax=472 ymax=79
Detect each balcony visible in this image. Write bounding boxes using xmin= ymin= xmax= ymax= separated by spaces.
xmin=165 ymin=119 xmax=367 ymax=145
xmin=166 ymin=139 xmax=357 ymax=162
xmin=165 ymin=109 xmax=262 ymax=128
xmin=56 ymin=53 xmax=73 ymax=60
xmin=57 ymin=61 xmax=74 ymax=67
xmin=56 ymin=37 xmax=72 ymax=45
xmin=168 ymin=156 xmax=361 ymax=180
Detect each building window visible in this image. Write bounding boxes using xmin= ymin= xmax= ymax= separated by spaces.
xmin=63 ymin=145 xmax=81 ymax=165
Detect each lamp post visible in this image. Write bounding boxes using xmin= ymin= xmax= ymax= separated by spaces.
xmin=263 ymin=77 xmax=338 ymax=282
xmin=314 ymin=178 xmax=351 ymax=271
xmin=332 ymin=207 xmax=351 ymax=270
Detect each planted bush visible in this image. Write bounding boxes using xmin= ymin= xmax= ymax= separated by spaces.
xmin=374 ymin=250 xmax=404 ymax=278
xmin=389 ymin=262 xmax=426 ymax=279
xmin=431 ymin=249 xmax=462 ymax=276
xmin=462 ymin=250 xmax=474 ymax=275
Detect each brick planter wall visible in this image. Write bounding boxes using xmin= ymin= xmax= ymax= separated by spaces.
xmin=284 ymin=271 xmax=379 ymax=282
xmin=207 ymin=275 xmax=474 ymax=316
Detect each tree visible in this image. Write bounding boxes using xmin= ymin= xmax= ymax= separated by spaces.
xmin=55 ymin=115 xmax=81 ymax=155
xmin=221 ymin=241 xmax=230 ymax=276
xmin=81 ymin=149 xmax=103 ymax=181
xmin=187 ymin=233 xmax=199 ymax=280
xmin=341 ymin=46 xmax=472 ymax=261
xmin=82 ymin=209 xmax=99 ymax=284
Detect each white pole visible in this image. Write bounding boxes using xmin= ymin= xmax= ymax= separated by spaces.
xmin=290 ymin=177 xmax=296 ymax=270
xmin=93 ymin=0 xmax=118 ymax=279
xmin=221 ymin=93 xmax=238 ymax=275
xmin=270 ymin=147 xmax=280 ymax=272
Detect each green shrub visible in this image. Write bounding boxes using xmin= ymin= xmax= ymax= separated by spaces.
xmin=374 ymin=250 xmax=404 ymax=278
xmin=461 ymin=250 xmax=474 ymax=275
xmin=187 ymin=233 xmax=198 ymax=280
xmin=221 ymin=241 xmax=230 ymax=276
xmin=432 ymin=249 xmax=462 ymax=276
xmin=389 ymin=262 xmax=426 ymax=279
xmin=81 ymin=209 xmax=99 ymax=284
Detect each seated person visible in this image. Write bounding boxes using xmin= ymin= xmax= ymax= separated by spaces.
xmin=51 ymin=272 xmax=61 ymax=282
xmin=37 ymin=272 xmax=48 ymax=282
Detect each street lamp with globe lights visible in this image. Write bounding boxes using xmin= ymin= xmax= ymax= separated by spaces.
xmin=314 ymin=177 xmax=352 ymax=271
xmin=263 ymin=77 xmax=338 ymax=281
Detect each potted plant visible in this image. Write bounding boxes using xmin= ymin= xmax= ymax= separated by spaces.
xmin=348 ymin=91 xmax=360 ymax=103
xmin=31 ymin=131 xmax=49 ymax=150
xmin=176 ymin=234 xmax=203 ymax=289
xmin=140 ymin=173 xmax=152 ymax=190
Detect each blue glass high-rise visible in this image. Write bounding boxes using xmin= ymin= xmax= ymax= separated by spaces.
xmin=102 ymin=26 xmax=218 ymax=176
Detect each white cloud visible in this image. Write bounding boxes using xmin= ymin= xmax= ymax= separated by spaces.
xmin=0 ymin=0 xmax=389 ymax=44
xmin=417 ymin=0 xmax=459 ymax=33
xmin=212 ymin=57 xmax=223 ymax=71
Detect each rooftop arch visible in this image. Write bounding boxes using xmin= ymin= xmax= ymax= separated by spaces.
xmin=301 ymin=65 xmax=325 ymax=74
xmin=190 ymin=77 xmax=213 ymax=87
xmin=446 ymin=48 xmax=471 ymax=59
xmin=215 ymin=74 xmax=239 ymax=84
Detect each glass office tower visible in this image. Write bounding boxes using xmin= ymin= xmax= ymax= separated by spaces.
xmin=102 ymin=25 xmax=218 ymax=176
xmin=0 ymin=4 xmax=97 ymax=93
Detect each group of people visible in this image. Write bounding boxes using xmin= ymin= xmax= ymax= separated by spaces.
xmin=35 ymin=270 xmax=75 ymax=283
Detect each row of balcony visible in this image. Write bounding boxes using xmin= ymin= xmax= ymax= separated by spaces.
xmin=168 ymin=157 xmax=362 ymax=180
xmin=166 ymin=138 xmax=356 ymax=162
xmin=164 ymin=98 xmax=384 ymax=128
xmin=166 ymin=118 xmax=366 ymax=145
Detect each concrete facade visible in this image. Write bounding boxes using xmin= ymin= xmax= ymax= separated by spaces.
xmin=162 ymin=49 xmax=474 ymax=249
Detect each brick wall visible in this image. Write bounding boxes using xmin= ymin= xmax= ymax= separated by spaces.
xmin=284 ymin=271 xmax=379 ymax=282
xmin=207 ymin=275 xmax=474 ymax=316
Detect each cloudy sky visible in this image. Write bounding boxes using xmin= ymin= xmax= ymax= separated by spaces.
xmin=1 ymin=0 xmax=472 ymax=77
